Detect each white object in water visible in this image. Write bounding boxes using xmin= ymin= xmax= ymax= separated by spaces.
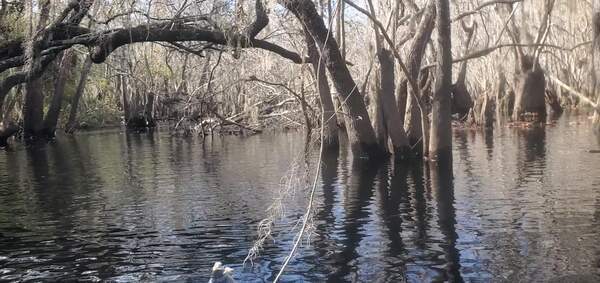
xmin=208 ymin=262 xmax=236 ymax=283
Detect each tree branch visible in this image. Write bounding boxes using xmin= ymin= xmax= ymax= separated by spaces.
xmin=421 ymin=41 xmax=592 ymax=70
xmin=452 ymin=0 xmax=523 ymax=22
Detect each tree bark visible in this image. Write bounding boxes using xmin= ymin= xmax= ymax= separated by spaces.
xmin=121 ymin=75 xmax=131 ymax=123
xmin=282 ymin=0 xmax=383 ymax=156
xmin=66 ymin=55 xmax=93 ymax=133
xmin=404 ymin=1 xmax=436 ymax=155
xmin=451 ymin=23 xmax=476 ymax=120
xmin=592 ymin=1 xmax=600 ymax=134
xmin=144 ymin=92 xmax=156 ymax=127
xmin=378 ymin=49 xmax=410 ymax=159
xmin=512 ymin=56 xmax=546 ymax=122
xmin=594 ymin=95 xmax=600 ymax=136
xmin=42 ymin=50 xmax=75 ymax=137
xmin=23 ymin=77 xmax=45 ymax=139
xmin=363 ymin=0 xmax=410 ymax=158
xmin=0 ymin=122 xmax=17 ymax=147
xmin=495 ymin=69 xmax=508 ymax=125
xmin=429 ymin=0 xmax=453 ymax=163
xmin=396 ymin=80 xmax=408 ymax=123
xmin=0 ymin=86 xmax=18 ymax=146
xmin=545 ymin=89 xmax=562 ymax=118
xmin=305 ymin=29 xmax=338 ymax=148
xmin=369 ymin=73 xmax=388 ymax=151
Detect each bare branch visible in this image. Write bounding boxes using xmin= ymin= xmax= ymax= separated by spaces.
xmin=452 ymin=0 xmax=523 ymax=22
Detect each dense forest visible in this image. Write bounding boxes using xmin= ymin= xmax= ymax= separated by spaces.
xmin=0 ymin=0 xmax=600 ymax=159
xmin=1 ymin=0 xmax=600 ymax=281
xmin=0 ymin=0 xmax=599 ymax=159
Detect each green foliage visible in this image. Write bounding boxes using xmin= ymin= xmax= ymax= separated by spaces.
xmin=75 ymin=95 xmax=122 ymax=129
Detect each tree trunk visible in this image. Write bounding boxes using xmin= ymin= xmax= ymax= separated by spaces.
xmin=0 ymin=121 xmax=17 ymax=147
xmin=396 ymin=80 xmax=408 ymax=123
xmin=429 ymin=0 xmax=453 ymax=163
xmin=42 ymin=50 xmax=75 ymax=138
xmin=592 ymin=2 xmax=600 ymax=135
xmin=512 ymin=56 xmax=546 ymax=122
xmin=451 ymin=83 xmax=473 ymax=120
xmin=403 ymin=1 xmax=436 ymax=155
xmin=121 ymin=75 xmax=131 ymax=123
xmin=144 ymin=92 xmax=156 ymax=127
xmin=282 ymin=0 xmax=382 ymax=156
xmin=594 ymin=96 xmax=600 ymax=136
xmin=21 ymin=0 xmax=51 ymax=140
xmin=545 ymin=89 xmax=562 ymax=119
xmin=305 ymin=28 xmax=338 ymax=148
xmin=495 ymin=69 xmax=508 ymax=126
xmin=479 ymin=94 xmax=494 ymax=129
xmin=0 ymin=86 xmax=19 ymax=146
xmin=378 ymin=49 xmax=410 ymax=159
xmin=363 ymin=0 xmax=410 ymax=158
xmin=451 ymin=22 xmax=476 ymax=120
xmin=369 ymin=73 xmax=388 ymax=151
xmin=23 ymin=77 xmax=45 ymax=140
xmin=66 ymin=56 xmax=93 ymax=133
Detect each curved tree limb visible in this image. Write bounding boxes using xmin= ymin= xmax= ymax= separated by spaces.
xmin=452 ymin=0 xmax=523 ymax=22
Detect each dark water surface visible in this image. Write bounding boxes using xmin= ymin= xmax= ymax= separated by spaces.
xmin=1 ymin=116 xmax=599 ymax=282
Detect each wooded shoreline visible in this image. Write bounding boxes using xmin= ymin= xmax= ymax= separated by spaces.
xmin=1 ymin=0 xmax=600 ymax=165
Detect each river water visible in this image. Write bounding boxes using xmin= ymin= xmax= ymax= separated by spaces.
xmin=0 ymin=115 xmax=599 ymax=282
